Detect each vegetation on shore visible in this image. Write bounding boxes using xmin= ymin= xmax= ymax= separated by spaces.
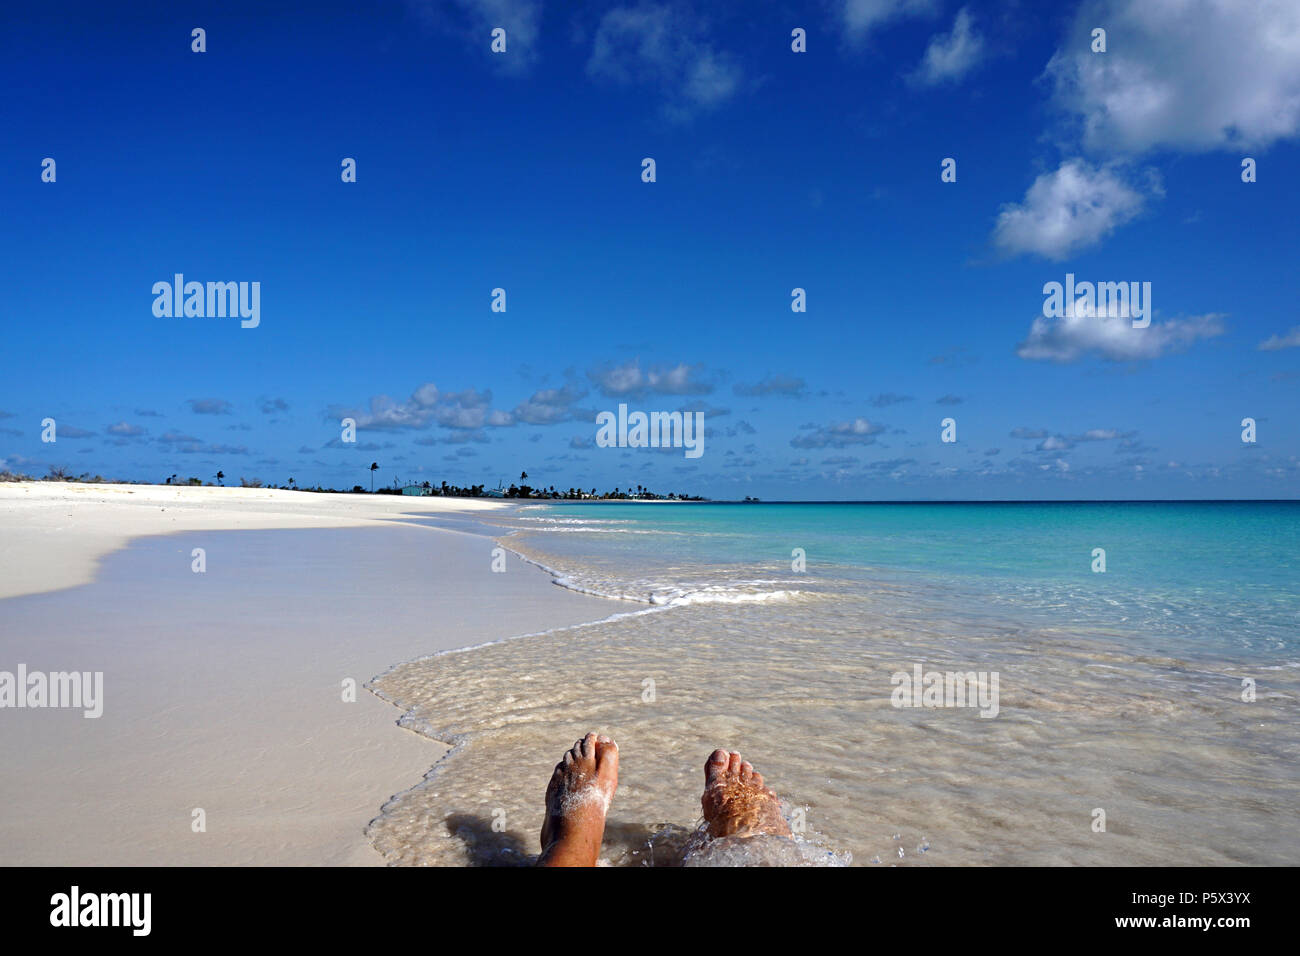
xmin=0 ymin=466 xmax=706 ymax=500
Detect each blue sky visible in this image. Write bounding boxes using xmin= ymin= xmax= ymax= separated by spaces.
xmin=2 ymin=0 xmax=1297 ymax=499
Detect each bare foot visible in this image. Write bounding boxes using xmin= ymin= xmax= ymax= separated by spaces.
xmin=537 ymin=733 xmax=619 ymax=867
xmin=701 ymin=749 xmax=792 ymax=840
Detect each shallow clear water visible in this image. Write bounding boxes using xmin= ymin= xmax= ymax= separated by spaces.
xmin=369 ymin=502 xmax=1300 ymax=866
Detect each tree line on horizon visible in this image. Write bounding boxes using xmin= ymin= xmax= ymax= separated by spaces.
xmin=1 ymin=465 xmax=705 ymax=500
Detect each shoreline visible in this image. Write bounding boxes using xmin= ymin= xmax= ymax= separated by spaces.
xmin=0 ymin=481 xmax=511 ymax=601
xmin=0 ymin=483 xmax=619 ymax=865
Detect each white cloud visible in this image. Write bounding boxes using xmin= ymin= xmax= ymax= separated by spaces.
xmin=992 ymin=160 xmax=1148 ymax=260
xmin=1046 ymin=0 xmax=1300 ymax=154
xmin=588 ymin=358 xmax=713 ymax=397
xmin=1025 ymin=428 xmax=1128 ymax=451
xmin=587 ymin=4 xmax=741 ymax=114
xmin=1258 ymin=326 xmax=1300 ymax=351
xmin=512 ymin=384 xmax=588 ymax=424
xmin=841 ymin=0 xmax=938 ymax=41
xmin=791 ymin=417 xmax=886 ymax=449
xmin=912 ymin=7 xmax=984 ymax=86
xmin=334 ymin=384 xmax=507 ymax=431
xmin=1016 ymin=311 xmax=1225 ymax=362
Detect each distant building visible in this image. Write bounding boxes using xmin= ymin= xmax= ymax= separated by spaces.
xmin=401 ymin=484 xmax=433 ymax=496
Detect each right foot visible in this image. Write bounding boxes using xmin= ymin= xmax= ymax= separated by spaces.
xmin=537 ymin=733 xmax=619 ymax=867
xmin=701 ymin=749 xmax=793 ymax=840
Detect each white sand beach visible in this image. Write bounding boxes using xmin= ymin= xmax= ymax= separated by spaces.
xmin=0 ymin=482 xmax=614 ymax=865
xmin=0 ymin=481 xmax=501 ymax=601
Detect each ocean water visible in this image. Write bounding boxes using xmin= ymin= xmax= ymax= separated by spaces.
xmin=368 ymin=502 xmax=1300 ymax=866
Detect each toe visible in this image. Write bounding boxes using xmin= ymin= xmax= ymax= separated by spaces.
xmin=752 ymin=771 xmax=765 ymax=789
xmin=580 ymin=733 xmax=597 ymax=759
xmin=705 ymin=748 xmax=730 ymax=785
xmin=595 ymin=736 xmax=619 ymax=774
xmin=727 ymin=751 xmax=744 ymax=777
xmin=740 ymin=761 xmax=754 ymax=782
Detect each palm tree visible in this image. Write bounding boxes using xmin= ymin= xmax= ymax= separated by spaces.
xmin=369 ymin=462 xmax=379 ymax=492
xmin=216 ymin=470 xmax=224 ymax=486
xmin=520 ymin=471 xmax=528 ymax=481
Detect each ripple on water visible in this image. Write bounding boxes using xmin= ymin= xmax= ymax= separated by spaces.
xmin=366 ymin=590 xmax=1300 ymax=866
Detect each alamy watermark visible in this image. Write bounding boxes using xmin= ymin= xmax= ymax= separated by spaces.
xmin=152 ymin=274 xmax=260 ymax=328
xmin=1042 ymin=273 xmax=1150 ymax=328
xmin=595 ymin=403 xmax=704 ymax=459
xmin=890 ymin=663 xmax=999 ymax=718
xmin=1 ymin=664 xmax=103 ymax=718
xmin=50 ymin=886 xmax=150 ymax=936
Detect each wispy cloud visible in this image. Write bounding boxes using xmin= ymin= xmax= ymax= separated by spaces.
xmin=187 ymin=444 xmax=249 ymax=457
xmin=406 ymin=0 xmax=543 ymax=73
xmin=158 ymin=430 xmax=203 ymax=445
xmin=188 ymin=398 xmax=232 ymax=415
xmin=928 ymin=346 xmax=976 ymax=367
xmin=870 ymin=392 xmax=913 ymax=408
xmin=587 ymin=3 xmax=742 ymax=116
xmin=1258 ymin=326 xmax=1300 ymax=351
xmin=910 ymin=7 xmax=984 ymax=86
xmin=841 ymin=0 xmax=938 ymax=43
xmin=733 ymin=374 xmax=806 ymax=398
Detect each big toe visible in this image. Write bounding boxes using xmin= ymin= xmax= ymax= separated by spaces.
xmin=705 ymin=748 xmax=731 ymax=787
xmin=595 ymin=736 xmax=620 ymax=780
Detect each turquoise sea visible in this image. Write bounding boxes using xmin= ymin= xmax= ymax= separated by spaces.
xmin=370 ymin=501 xmax=1300 ymax=866
xmin=506 ymin=501 xmax=1300 ymax=657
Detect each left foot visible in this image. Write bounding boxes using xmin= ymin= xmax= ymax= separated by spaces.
xmin=537 ymin=733 xmax=619 ymax=866
xmin=701 ymin=749 xmax=792 ymax=840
